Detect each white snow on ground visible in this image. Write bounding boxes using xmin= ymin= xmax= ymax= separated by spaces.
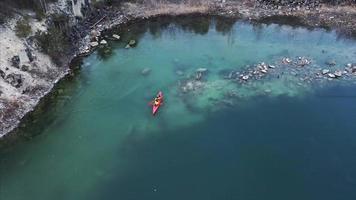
xmin=0 ymin=15 xmax=64 ymax=137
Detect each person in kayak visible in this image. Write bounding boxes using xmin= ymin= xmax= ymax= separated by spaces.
xmin=154 ymin=95 xmax=162 ymax=106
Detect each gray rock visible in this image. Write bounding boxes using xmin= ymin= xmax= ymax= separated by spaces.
xmin=5 ymin=73 xmax=23 ymax=88
xmin=90 ymin=41 xmax=99 ymax=47
xmin=21 ymin=65 xmax=30 ymax=71
xmin=322 ymin=69 xmax=330 ymax=75
xmin=196 ymin=68 xmax=208 ymax=73
xmin=261 ymin=69 xmax=268 ymax=73
xmin=25 ymin=48 xmax=35 ymax=62
xmin=352 ymin=67 xmax=356 ymax=73
xmin=128 ymin=40 xmax=136 ymax=46
xmin=11 ymin=56 xmax=20 ymax=68
xmin=125 ymin=44 xmax=131 ymax=49
xmin=112 ymin=34 xmax=121 ymax=40
xmin=195 ymin=72 xmax=203 ymax=80
xmin=334 ymin=71 xmax=342 ymax=77
xmin=90 ymin=30 xmax=100 ymax=39
xmin=268 ymin=65 xmax=276 ymax=69
xmin=0 ymin=69 xmax=5 ymax=79
xmin=141 ymin=68 xmax=151 ymax=76
xmin=100 ymin=40 xmax=107 ymax=45
xmin=242 ymin=75 xmax=249 ymax=81
xmin=327 ymin=73 xmax=336 ymax=78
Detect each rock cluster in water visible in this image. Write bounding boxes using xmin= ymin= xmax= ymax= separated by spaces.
xmin=177 ymin=56 xmax=356 ymax=98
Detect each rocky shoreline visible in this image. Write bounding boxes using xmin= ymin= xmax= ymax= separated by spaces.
xmin=1 ymin=0 xmax=355 ymax=139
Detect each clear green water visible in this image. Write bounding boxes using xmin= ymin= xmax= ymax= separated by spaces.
xmin=1 ymin=17 xmax=356 ymax=200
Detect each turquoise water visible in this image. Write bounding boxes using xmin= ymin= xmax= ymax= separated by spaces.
xmin=1 ymin=17 xmax=356 ymax=200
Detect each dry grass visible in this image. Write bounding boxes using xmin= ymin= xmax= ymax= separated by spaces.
xmin=125 ymin=0 xmax=213 ymax=17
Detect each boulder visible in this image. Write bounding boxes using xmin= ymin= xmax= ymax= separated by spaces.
xmin=11 ymin=55 xmax=20 ymax=68
xmin=100 ymin=40 xmax=108 ymax=45
xmin=334 ymin=71 xmax=342 ymax=77
xmin=5 ymin=73 xmax=23 ymax=88
xmin=0 ymin=69 xmax=5 ymax=79
xmin=112 ymin=34 xmax=121 ymax=40
xmin=322 ymin=69 xmax=330 ymax=75
xmin=268 ymin=65 xmax=276 ymax=69
xmin=196 ymin=68 xmax=208 ymax=73
xmin=297 ymin=57 xmax=311 ymax=66
xmin=25 ymin=48 xmax=35 ymax=62
xmin=125 ymin=44 xmax=131 ymax=49
xmin=90 ymin=41 xmax=99 ymax=47
xmin=195 ymin=72 xmax=202 ymax=80
xmin=21 ymin=65 xmax=30 ymax=71
xmin=327 ymin=73 xmax=336 ymax=78
xmin=141 ymin=68 xmax=151 ymax=76
xmin=242 ymin=75 xmax=249 ymax=81
xmin=261 ymin=69 xmax=268 ymax=73
xmin=352 ymin=67 xmax=356 ymax=73
xmin=128 ymin=40 xmax=136 ymax=46
xmin=90 ymin=30 xmax=100 ymax=39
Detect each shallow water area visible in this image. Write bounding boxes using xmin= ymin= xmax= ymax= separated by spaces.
xmin=1 ymin=17 xmax=356 ymax=200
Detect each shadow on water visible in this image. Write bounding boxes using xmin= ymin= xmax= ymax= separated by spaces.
xmin=0 ymin=58 xmax=85 ymax=149
xmin=90 ymin=87 xmax=356 ymax=200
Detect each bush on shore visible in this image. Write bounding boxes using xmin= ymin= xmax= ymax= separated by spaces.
xmin=34 ymin=13 xmax=71 ymax=66
xmin=15 ymin=17 xmax=32 ymax=38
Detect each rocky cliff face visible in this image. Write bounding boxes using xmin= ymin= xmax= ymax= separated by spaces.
xmin=0 ymin=0 xmax=92 ymax=137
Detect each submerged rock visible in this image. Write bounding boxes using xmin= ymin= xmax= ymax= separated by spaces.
xmin=326 ymin=60 xmax=336 ymax=66
xmin=141 ymin=68 xmax=151 ymax=76
xmin=241 ymin=75 xmax=249 ymax=81
xmin=196 ymin=68 xmax=208 ymax=73
xmin=334 ymin=71 xmax=342 ymax=77
xmin=297 ymin=57 xmax=311 ymax=66
xmin=322 ymin=69 xmax=330 ymax=75
xmin=352 ymin=67 xmax=356 ymax=73
xmin=195 ymin=72 xmax=203 ymax=80
xmin=175 ymin=70 xmax=184 ymax=76
xmin=282 ymin=57 xmax=292 ymax=64
xmin=327 ymin=73 xmax=336 ymax=78
xmin=128 ymin=40 xmax=136 ymax=46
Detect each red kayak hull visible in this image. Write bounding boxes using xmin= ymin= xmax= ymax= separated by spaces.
xmin=152 ymin=91 xmax=163 ymax=115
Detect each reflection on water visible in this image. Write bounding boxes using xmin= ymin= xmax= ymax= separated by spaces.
xmin=1 ymin=17 xmax=356 ymax=200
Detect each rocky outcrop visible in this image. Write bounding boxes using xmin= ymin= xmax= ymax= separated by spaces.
xmin=10 ymin=56 xmax=20 ymax=68
xmin=5 ymin=73 xmax=23 ymax=88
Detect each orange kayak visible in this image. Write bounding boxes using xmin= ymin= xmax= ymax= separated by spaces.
xmin=152 ymin=91 xmax=163 ymax=115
